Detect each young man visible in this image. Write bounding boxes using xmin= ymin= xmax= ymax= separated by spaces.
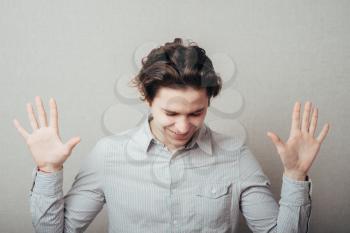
xmin=14 ymin=38 xmax=330 ymax=233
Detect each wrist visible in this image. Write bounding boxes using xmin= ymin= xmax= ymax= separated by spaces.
xmin=38 ymin=165 xmax=63 ymax=173
xmin=283 ymin=170 xmax=307 ymax=181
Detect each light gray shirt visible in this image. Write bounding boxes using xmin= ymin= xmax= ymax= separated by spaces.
xmin=30 ymin=115 xmax=312 ymax=233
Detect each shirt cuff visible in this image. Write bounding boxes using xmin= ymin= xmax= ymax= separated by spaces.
xmin=279 ymin=174 xmax=312 ymax=206
xmin=31 ymin=167 xmax=63 ymax=196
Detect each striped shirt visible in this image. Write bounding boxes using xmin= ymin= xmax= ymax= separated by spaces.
xmin=30 ymin=114 xmax=312 ymax=233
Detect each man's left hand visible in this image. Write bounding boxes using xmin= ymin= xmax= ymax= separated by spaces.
xmin=267 ymin=101 xmax=330 ymax=181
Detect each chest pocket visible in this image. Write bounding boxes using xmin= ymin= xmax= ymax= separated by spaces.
xmin=193 ymin=182 xmax=233 ymax=230
xmin=196 ymin=183 xmax=231 ymax=198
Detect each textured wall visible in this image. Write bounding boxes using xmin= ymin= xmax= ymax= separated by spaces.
xmin=1 ymin=0 xmax=349 ymax=232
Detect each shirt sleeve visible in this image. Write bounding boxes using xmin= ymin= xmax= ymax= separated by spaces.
xmin=29 ymin=140 xmax=106 ymax=233
xmin=238 ymin=145 xmax=312 ymax=233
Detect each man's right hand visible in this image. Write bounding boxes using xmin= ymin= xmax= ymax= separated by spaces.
xmin=13 ymin=96 xmax=81 ymax=172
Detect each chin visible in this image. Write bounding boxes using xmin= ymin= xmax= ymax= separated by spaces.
xmin=166 ymin=135 xmax=187 ymax=144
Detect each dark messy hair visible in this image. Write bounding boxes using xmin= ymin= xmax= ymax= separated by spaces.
xmin=131 ymin=38 xmax=222 ymax=105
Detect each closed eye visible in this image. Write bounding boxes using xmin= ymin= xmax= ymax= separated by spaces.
xmin=162 ymin=108 xmax=205 ymax=117
xmin=165 ymin=112 xmax=177 ymax=116
xmin=190 ymin=112 xmax=203 ymax=117
xmin=165 ymin=111 xmax=203 ymax=117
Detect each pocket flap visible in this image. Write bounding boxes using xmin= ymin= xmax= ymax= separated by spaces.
xmin=196 ymin=183 xmax=232 ymax=199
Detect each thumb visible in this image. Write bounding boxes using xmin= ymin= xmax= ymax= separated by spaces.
xmin=65 ymin=136 xmax=81 ymax=153
xmin=267 ymin=131 xmax=284 ymax=150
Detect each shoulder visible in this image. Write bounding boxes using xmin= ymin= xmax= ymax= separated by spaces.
xmin=83 ymin=126 xmax=139 ymax=165
xmin=206 ymin=126 xmax=261 ymax=166
xmin=94 ymin=126 xmax=139 ymax=150
xmin=207 ymin=126 xmax=247 ymax=155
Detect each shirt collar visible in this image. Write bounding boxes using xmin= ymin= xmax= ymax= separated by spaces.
xmin=130 ymin=114 xmax=154 ymax=153
xmin=132 ymin=113 xmax=213 ymax=155
xmin=196 ymin=124 xmax=213 ymax=155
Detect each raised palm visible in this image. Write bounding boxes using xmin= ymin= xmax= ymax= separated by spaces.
xmin=13 ymin=96 xmax=80 ymax=172
xmin=267 ymin=101 xmax=330 ymax=180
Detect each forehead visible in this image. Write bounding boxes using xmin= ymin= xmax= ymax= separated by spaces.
xmin=153 ymin=87 xmax=208 ymax=111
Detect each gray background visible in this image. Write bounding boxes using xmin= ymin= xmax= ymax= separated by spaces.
xmin=1 ymin=0 xmax=349 ymax=232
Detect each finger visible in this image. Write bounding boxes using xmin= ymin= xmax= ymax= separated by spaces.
xmin=35 ymin=96 xmax=48 ymax=127
xmin=13 ymin=118 xmax=30 ymax=140
xmin=317 ymin=123 xmax=330 ymax=144
xmin=26 ymin=103 xmax=39 ymax=130
xmin=49 ymin=98 xmax=59 ymax=134
xmin=290 ymin=101 xmax=301 ymax=137
xmin=301 ymin=101 xmax=312 ymax=133
xmin=65 ymin=137 xmax=81 ymax=153
xmin=267 ymin=131 xmax=285 ymax=152
xmin=309 ymin=107 xmax=318 ymax=136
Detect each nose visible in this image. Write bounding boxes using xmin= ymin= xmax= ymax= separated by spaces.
xmin=175 ymin=118 xmax=191 ymax=134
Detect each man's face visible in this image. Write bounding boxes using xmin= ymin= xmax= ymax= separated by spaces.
xmin=147 ymin=87 xmax=209 ymax=151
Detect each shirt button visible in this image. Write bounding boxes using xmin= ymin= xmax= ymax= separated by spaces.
xmin=211 ymin=188 xmax=217 ymax=194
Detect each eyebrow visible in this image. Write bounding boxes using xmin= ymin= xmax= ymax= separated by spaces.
xmin=161 ymin=107 xmax=205 ymax=114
